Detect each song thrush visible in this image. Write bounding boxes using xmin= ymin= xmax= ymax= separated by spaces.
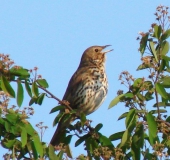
xmin=50 ymin=45 xmax=112 ymax=146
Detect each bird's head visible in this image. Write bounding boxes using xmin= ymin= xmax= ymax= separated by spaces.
xmin=80 ymin=45 xmax=113 ymax=67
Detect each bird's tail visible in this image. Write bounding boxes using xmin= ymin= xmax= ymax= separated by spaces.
xmin=50 ymin=120 xmax=67 ymax=146
xmin=50 ymin=120 xmax=73 ymax=158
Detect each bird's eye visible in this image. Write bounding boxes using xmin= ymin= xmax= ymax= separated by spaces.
xmin=95 ymin=49 xmax=98 ymax=52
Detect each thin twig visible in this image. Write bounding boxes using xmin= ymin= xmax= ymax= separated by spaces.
xmin=38 ymin=85 xmax=73 ymax=111
xmin=37 ymin=85 xmax=63 ymax=104
xmin=12 ymin=79 xmax=73 ymax=111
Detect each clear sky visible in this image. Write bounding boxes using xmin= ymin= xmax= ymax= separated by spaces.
xmin=0 ymin=1 xmax=170 ymax=158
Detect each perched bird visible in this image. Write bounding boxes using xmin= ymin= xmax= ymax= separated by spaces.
xmin=50 ymin=45 xmax=112 ymax=146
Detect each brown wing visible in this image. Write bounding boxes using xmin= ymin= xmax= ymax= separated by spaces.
xmin=62 ymin=66 xmax=90 ymax=109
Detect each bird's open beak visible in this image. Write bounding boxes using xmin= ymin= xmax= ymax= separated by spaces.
xmin=102 ymin=45 xmax=113 ymax=54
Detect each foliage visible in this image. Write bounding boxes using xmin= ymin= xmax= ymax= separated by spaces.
xmin=109 ymin=5 xmax=170 ymax=160
xmin=0 ymin=4 xmax=170 ymax=160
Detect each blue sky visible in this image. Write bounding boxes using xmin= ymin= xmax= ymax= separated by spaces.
xmin=0 ymin=1 xmax=170 ymax=158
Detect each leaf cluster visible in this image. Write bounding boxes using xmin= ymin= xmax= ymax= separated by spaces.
xmin=108 ymin=5 xmax=170 ymax=159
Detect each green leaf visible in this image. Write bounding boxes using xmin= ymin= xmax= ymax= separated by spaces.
xmin=68 ymin=109 xmax=78 ymax=115
xmin=153 ymin=24 xmax=161 ymax=39
xmin=25 ymin=123 xmax=36 ymax=136
xmin=118 ymin=112 xmax=128 ymax=120
xmin=146 ymin=113 xmax=157 ymax=145
xmin=63 ymin=144 xmax=72 ymax=158
xmin=136 ymin=63 xmax=150 ymax=70
xmin=131 ymin=123 xmax=144 ymax=160
xmin=80 ymin=113 xmax=86 ymax=126
xmin=162 ymin=55 xmax=170 ymax=61
xmin=131 ymin=144 xmax=141 ymax=160
xmin=65 ymin=135 xmax=73 ymax=145
xmin=5 ymin=121 xmax=10 ymax=132
xmin=11 ymin=125 xmax=21 ymax=135
xmin=1 ymin=75 xmax=15 ymax=98
xmin=108 ymin=94 xmax=124 ymax=109
xmin=50 ymin=105 xmax=65 ymax=114
xmin=153 ymin=102 xmax=170 ymax=107
xmin=37 ymin=93 xmax=46 ymax=105
xmin=132 ymin=123 xmax=144 ymax=148
xmin=0 ymin=117 xmax=5 ymax=125
xmin=32 ymin=135 xmax=43 ymax=157
xmin=162 ymin=55 xmax=170 ymax=70
xmin=155 ymin=82 xmax=168 ymax=99
xmin=109 ymin=131 xmax=124 ymax=141
xmin=161 ymin=29 xmax=170 ymax=41
xmin=30 ymin=141 xmax=38 ymax=159
xmin=159 ymin=59 xmax=166 ymax=72
xmin=8 ymin=109 xmax=15 ymax=114
xmin=124 ymin=92 xmax=134 ymax=98
xmin=75 ymin=134 xmax=90 ymax=147
xmin=25 ymin=80 xmax=32 ymax=97
xmin=139 ymin=33 xmax=149 ymax=55
xmin=165 ymin=139 xmax=170 ymax=149
xmin=137 ymin=93 xmax=145 ymax=101
xmin=145 ymin=91 xmax=154 ymax=101
xmin=149 ymin=41 xmax=158 ymax=62
xmin=125 ymin=109 xmax=136 ymax=131
xmin=143 ymin=81 xmax=153 ymax=89
xmin=6 ymin=113 xmax=18 ymax=124
xmin=95 ymin=123 xmax=103 ymax=132
xmin=17 ymin=81 xmax=24 ymax=107
xmin=120 ymin=130 xmax=130 ymax=147
xmin=53 ymin=112 xmax=64 ymax=126
xmin=32 ymin=81 xmax=39 ymax=97
xmin=58 ymin=151 xmax=64 ymax=159
xmin=29 ymin=97 xmax=38 ymax=106
xmin=36 ymin=79 xmax=49 ymax=88
xmin=166 ymin=116 xmax=170 ymax=123
xmin=160 ymin=76 xmax=170 ymax=88
xmin=85 ymin=137 xmax=98 ymax=156
xmin=161 ymin=41 xmax=169 ymax=55
xmin=62 ymin=113 xmax=72 ymax=125
xmin=21 ymin=127 xmax=27 ymax=147
xmin=150 ymin=109 xmax=167 ymax=114
xmin=2 ymin=139 xmax=16 ymax=148
xmin=9 ymin=67 xmax=30 ymax=78
xmin=99 ymin=134 xmax=113 ymax=147
xmin=133 ymin=78 xmax=142 ymax=87
xmin=165 ymin=59 xmax=170 ymax=70
xmin=49 ymin=144 xmax=59 ymax=160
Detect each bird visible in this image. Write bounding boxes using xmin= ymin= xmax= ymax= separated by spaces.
xmin=50 ymin=45 xmax=112 ymax=146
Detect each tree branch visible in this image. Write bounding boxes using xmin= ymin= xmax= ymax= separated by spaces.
xmin=12 ymin=79 xmax=73 ymax=111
